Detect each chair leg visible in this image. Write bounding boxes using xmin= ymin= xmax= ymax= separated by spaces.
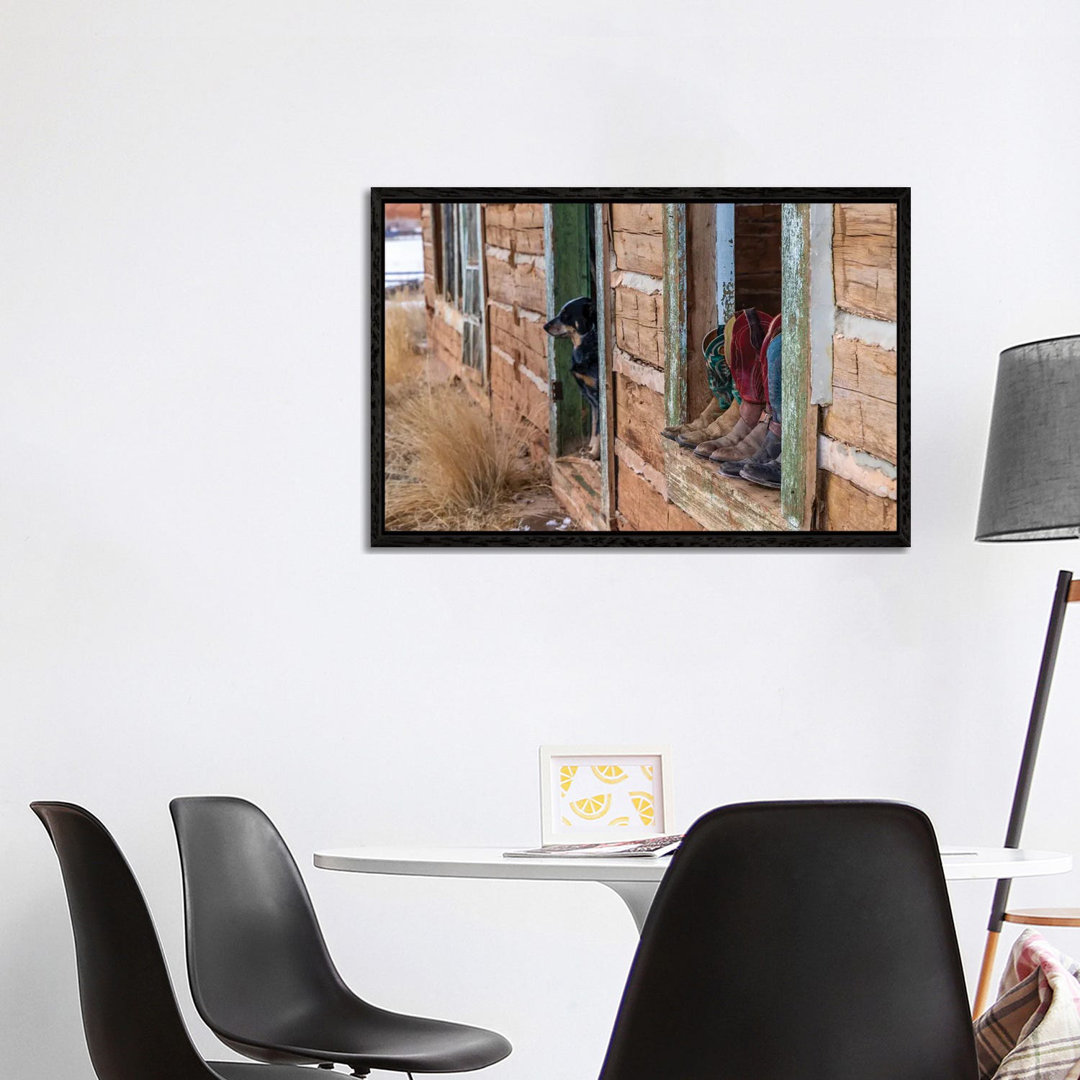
xmin=972 ymin=929 xmax=1001 ymax=1019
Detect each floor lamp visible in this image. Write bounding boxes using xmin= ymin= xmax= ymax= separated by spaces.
xmin=972 ymin=334 xmax=1080 ymax=1018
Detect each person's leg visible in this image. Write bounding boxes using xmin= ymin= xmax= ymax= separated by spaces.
xmin=741 ymin=333 xmax=784 ymax=488
xmin=699 ymin=312 xmax=766 ymax=454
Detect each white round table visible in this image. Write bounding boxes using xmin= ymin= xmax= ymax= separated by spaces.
xmin=314 ymin=845 xmax=1073 ymax=934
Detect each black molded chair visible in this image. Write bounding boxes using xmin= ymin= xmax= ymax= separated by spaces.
xmin=598 ymin=800 xmax=979 ymax=1080
xmin=169 ymin=796 xmax=511 ymax=1077
xmin=31 ymin=801 xmax=314 ymax=1080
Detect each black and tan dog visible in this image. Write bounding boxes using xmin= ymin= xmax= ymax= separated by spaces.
xmin=543 ymin=295 xmax=600 ymax=459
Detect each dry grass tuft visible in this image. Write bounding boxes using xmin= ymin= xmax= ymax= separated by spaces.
xmin=384 ymin=288 xmax=427 ymax=388
xmin=386 ymin=384 xmax=546 ymax=531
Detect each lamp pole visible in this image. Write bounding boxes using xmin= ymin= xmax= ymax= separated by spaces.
xmin=971 ymin=569 xmax=1076 ymax=1017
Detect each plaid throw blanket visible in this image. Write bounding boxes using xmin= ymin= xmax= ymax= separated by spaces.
xmin=975 ymin=929 xmax=1080 ymax=1079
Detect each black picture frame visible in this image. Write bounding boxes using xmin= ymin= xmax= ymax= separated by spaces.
xmin=372 ymin=187 xmax=910 ymax=548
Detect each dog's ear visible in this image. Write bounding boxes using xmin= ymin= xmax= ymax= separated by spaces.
xmin=581 ymin=298 xmax=595 ymax=327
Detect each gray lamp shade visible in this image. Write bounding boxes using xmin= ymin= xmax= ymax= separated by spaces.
xmin=976 ymin=335 xmax=1080 ymax=541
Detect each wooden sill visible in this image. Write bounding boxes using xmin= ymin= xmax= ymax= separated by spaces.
xmin=662 ymin=440 xmax=785 ymax=531
xmin=552 ymin=456 xmax=606 ymax=531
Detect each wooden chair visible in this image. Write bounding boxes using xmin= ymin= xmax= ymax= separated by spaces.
xmin=1003 ymin=909 xmax=1080 ymax=929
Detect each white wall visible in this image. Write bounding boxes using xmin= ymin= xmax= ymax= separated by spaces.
xmin=4 ymin=2 xmax=1080 ymax=1076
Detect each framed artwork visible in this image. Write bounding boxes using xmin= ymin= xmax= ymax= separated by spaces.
xmin=539 ymin=745 xmax=672 ymax=845
xmin=373 ymin=187 xmax=910 ymax=547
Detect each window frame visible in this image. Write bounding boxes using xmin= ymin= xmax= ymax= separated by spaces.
xmin=435 ymin=202 xmax=488 ymax=378
xmin=661 ymin=201 xmax=819 ymax=531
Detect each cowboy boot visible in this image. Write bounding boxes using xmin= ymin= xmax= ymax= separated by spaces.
xmin=690 ymin=402 xmax=747 ymax=456
xmin=719 ymin=424 xmax=781 ymax=477
xmin=678 ymin=401 xmax=742 ymax=448
xmin=741 ymin=457 xmax=781 ymax=489
xmin=740 ymin=427 xmax=783 ymax=488
xmin=709 ymin=416 xmax=769 ymax=463
xmin=694 ymin=413 xmax=757 ymax=457
xmin=660 ymin=397 xmax=722 ymax=442
xmin=674 ymin=404 xmax=733 ymax=446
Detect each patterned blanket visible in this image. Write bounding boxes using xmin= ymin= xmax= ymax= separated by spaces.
xmin=975 ymin=929 xmax=1080 ymax=1079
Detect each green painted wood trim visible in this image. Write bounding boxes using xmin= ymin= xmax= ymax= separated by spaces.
xmin=594 ymin=204 xmax=615 ymax=525
xmin=780 ymin=203 xmax=816 ymax=530
xmin=544 ymin=203 xmax=592 ymax=457
xmin=663 ymin=203 xmax=688 ymax=428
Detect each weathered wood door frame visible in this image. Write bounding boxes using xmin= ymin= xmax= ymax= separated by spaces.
xmin=662 ymin=203 xmax=688 ymax=430
xmin=543 ymin=203 xmax=593 ymax=457
xmin=594 ymin=204 xmax=615 ymax=524
xmin=779 ymin=203 xmax=817 ymax=530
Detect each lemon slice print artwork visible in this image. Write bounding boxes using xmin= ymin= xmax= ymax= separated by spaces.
xmin=559 ymin=765 xmax=578 ymax=794
xmin=591 ymin=764 xmax=628 ymax=784
xmin=630 ymin=791 xmax=654 ymax=827
xmin=569 ymin=793 xmax=612 ymax=821
xmin=609 ymin=816 xmax=630 ymax=827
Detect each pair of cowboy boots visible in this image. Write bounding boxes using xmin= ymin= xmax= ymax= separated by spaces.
xmin=716 ymin=418 xmax=782 ymax=489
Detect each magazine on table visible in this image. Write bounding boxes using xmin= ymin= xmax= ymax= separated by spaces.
xmin=504 ymin=834 xmax=683 ymax=859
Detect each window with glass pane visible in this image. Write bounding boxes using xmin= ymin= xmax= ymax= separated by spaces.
xmin=436 ymin=203 xmax=486 ymax=374
xmin=459 ymin=204 xmax=484 ymax=370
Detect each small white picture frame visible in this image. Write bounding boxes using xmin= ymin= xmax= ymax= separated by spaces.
xmin=539 ymin=745 xmax=673 ymax=845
